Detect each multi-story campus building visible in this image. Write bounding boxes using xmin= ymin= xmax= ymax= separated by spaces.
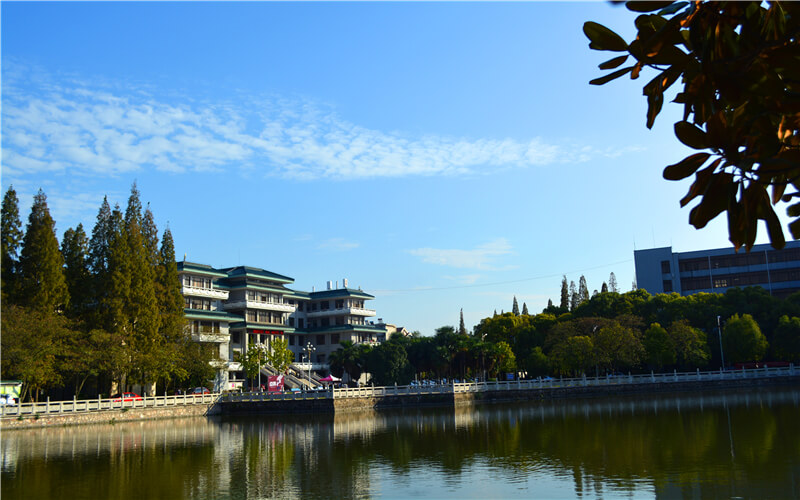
xmin=634 ymin=241 xmax=800 ymax=298
xmin=178 ymin=261 xmax=387 ymax=391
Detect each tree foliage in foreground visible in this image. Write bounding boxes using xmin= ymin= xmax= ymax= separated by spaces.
xmin=585 ymin=1 xmax=800 ymax=249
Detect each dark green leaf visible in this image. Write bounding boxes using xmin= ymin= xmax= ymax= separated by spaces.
xmin=688 ymin=174 xmax=735 ymax=229
xmin=583 ymin=22 xmax=629 ymax=51
xmin=680 ymin=161 xmax=719 ymax=207
xmin=599 ymin=55 xmax=629 ymax=70
xmin=787 ymin=201 xmax=800 ymax=218
xmin=674 ymin=121 xmax=709 ymax=149
xmin=590 ymin=66 xmax=634 ymax=85
xmin=789 ymin=218 xmax=800 ymax=240
xmin=664 ymin=152 xmax=710 ymax=180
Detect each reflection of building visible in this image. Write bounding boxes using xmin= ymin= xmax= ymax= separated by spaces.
xmin=177 ymin=262 xmax=388 ymax=390
xmin=634 ymin=241 xmax=800 ymax=298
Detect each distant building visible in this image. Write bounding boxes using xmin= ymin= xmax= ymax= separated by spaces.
xmin=177 ymin=262 xmax=388 ymax=391
xmin=634 ymin=241 xmax=800 ymax=298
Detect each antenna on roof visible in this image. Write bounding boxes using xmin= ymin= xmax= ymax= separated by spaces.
xmin=183 ymin=253 xmax=186 ymax=262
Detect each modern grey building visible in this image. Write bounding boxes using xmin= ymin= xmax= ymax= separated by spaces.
xmin=634 ymin=241 xmax=800 ymax=298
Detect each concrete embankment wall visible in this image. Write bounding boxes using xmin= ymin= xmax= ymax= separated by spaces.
xmin=2 ymin=403 xmax=215 ymax=430
xmin=4 ymin=375 xmax=798 ymax=429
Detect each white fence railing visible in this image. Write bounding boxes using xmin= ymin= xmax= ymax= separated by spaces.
xmin=1 ymin=393 xmax=220 ymax=418
xmin=3 ymin=365 xmax=796 ymax=418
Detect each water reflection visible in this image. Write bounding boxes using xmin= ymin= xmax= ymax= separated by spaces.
xmin=2 ymin=388 xmax=799 ymax=499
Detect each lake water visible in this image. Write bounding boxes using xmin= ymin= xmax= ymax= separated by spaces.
xmin=2 ymin=387 xmax=799 ymax=499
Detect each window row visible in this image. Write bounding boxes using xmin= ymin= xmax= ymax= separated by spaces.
xmin=246 ymin=310 xmax=284 ymax=324
xmin=185 ymin=298 xmax=213 ymax=310
xmin=183 ymin=276 xmax=213 ymax=289
xmin=189 ymin=321 xmax=221 ymax=334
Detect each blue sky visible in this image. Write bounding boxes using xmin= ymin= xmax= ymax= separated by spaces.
xmin=1 ymin=2 xmax=779 ymax=335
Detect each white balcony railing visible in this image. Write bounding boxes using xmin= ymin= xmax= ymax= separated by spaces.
xmin=223 ymin=300 xmax=296 ymax=313
xmin=306 ymin=306 xmax=377 ymax=318
xmin=181 ymin=285 xmax=229 ymax=300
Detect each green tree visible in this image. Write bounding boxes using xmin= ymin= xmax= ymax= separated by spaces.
xmin=552 ymin=335 xmax=596 ymax=377
xmin=520 ymin=346 xmax=550 ymax=377
xmin=601 ymin=282 xmax=609 ymax=293
xmin=512 ymin=296 xmax=520 ymax=316
xmin=643 ymin=322 xmax=677 ymax=370
xmin=490 ymin=341 xmax=517 ymax=377
xmin=87 ymin=197 xmax=114 ymax=329
xmin=522 ymin=302 xmax=529 ymax=316
xmin=366 ymin=341 xmax=411 ymax=386
xmin=772 ymin=315 xmax=800 ymax=363
xmin=560 ymin=275 xmax=569 ymax=310
xmin=156 ymin=227 xmax=186 ymax=346
xmin=266 ymin=337 xmax=294 ymax=374
xmin=723 ymin=313 xmax=769 ymax=364
xmin=578 ymin=275 xmax=590 ymax=305
xmin=18 ymin=189 xmax=69 ymax=312
xmin=569 ymin=280 xmax=579 ymax=311
xmin=1 ymin=185 xmax=24 ymax=304
xmin=594 ymin=323 xmax=644 ymax=373
xmin=330 ymin=340 xmax=369 ymax=384
xmin=236 ymin=343 xmax=266 ymax=390
xmin=585 ymin=1 xmax=800 ymax=249
xmin=1 ymin=305 xmax=68 ymax=401
xmin=609 ymin=273 xmax=618 ymax=293
xmin=61 ymin=224 xmax=91 ymax=318
xmin=668 ymin=320 xmax=710 ymax=369
xmin=459 ymin=308 xmax=467 ymax=335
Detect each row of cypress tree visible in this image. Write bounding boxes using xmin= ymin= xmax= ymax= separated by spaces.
xmin=1 ymin=183 xmax=214 ymax=401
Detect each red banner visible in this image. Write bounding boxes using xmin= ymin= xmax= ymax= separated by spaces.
xmin=267 ymin=375 xmax=284 ymax=393
xmin=252 ymin=329 xmax=283 ymax=335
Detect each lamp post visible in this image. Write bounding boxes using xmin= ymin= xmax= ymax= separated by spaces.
xmin=717 ymin=315 xmax=726 ymax=371
xmin=305 ymin=342 xmax=316 ymax=389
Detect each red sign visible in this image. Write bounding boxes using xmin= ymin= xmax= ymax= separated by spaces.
xmin=267 ymin=375 xmax=284 ymax=393
xmin=252 ymin=330 xmax=283 ymax=335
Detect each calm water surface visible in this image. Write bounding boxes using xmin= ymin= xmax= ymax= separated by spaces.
xmin=2 ymin=387 xmax=799 ymax=499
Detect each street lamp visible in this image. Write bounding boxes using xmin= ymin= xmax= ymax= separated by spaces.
xmin=717 ymin=315 xmax=726 ymax=371
xmin=305 ymin=342 xmax=316 ymax=389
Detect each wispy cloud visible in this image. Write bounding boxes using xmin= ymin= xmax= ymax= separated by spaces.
xmin=408 ymin=238 xmax=513 ymax=270
xmin=317 ymin=238 xmax=360 ymax=252
xmin=1 ymin=62 xmax=627 ymax=183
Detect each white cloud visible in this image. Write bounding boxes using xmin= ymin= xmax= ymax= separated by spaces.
xmin=318 ymin=238 xmax=360 ymax=252
xmin=1 ymin=64 xmax=632 ymax=183
xmin=408 ymin=238 xmax=513 ymax=270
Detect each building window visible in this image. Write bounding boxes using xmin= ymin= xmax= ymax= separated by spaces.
xmin=298 ymin=319 xmax=304 ymax=329
xmin=335 ymin=299 xmax=344 ymax=309
xmin=289 ymin=317 xmax=295 ymax=327
xmin=321 ymin=318 xmax=330 ymax=327
xmin=316 ymin=335 xmax=325 ymax=345
xmin=331 ymin=334 xmax=340 ymax=344
xmin=247 ymin=310 xmax=257 ymax=322
xmin=661 ymin=260 xmax=671 ymax=274
xmin=663 ymin=279 xmax=673 ymax=292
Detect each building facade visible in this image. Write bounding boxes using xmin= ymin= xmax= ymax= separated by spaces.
xmin=177 ymin=262 xmax=386 ymax=391
xmin=634 ymin=241 xmax=800 ymax=298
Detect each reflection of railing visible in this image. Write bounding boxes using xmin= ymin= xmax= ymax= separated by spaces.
xmin=0 ymin=393 xmax=221 ymax=418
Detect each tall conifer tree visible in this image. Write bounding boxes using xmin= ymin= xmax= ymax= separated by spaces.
xmin=522 ymin=302 xmax=529 ymax=315
xmin=609 ymin=272 xmax=618 ymax=293
xmin=88 ymin=197 xmax=113 ymax=329
xmin=61 ymin=224 xmax=91 ymax=318
xmin=601 ymin=282 xmax=608 ymax=293
xmin=458 ymin=309 xmax=467 ymax=335
xmin=569 ymin=280 xmax=578 ymax=311
xmin=158 ymin=227 xmax=186 ymax=339
xmin=578 ymin=275 xmax=589 ymax=304
xmin=512 ymin=296 xmax=520 ymax=316
xmin=123 ymin=183 xmax=160 ymax=389
xmin=560 ymin=276 xmax=569 ymax=310
xmin=18 ymin=190 xmax=69 ymax=312
xmin=1 ymin=186 xmax=24 ymax=304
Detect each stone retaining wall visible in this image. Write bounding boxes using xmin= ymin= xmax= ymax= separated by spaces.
xmin=1 ymin=403 xmax=216 ymax=430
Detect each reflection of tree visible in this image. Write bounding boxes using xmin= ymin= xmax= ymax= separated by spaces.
xmin=2 ymin=390 xmax=798 ymax=499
